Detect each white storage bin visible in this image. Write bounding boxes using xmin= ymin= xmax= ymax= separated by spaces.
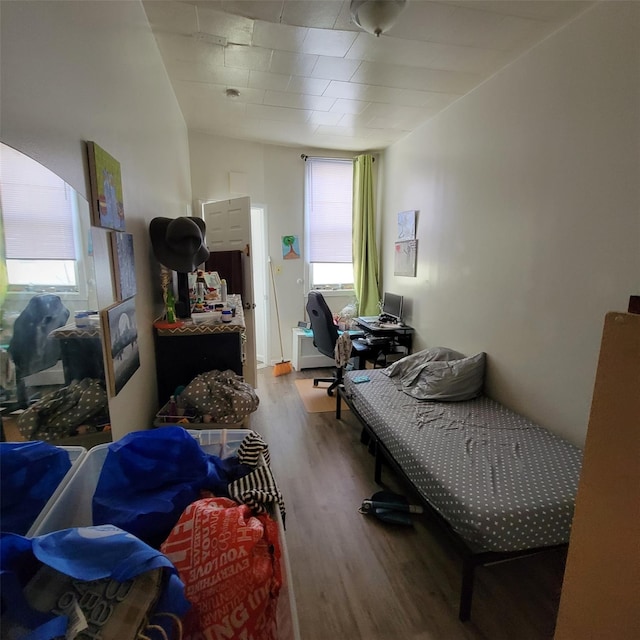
xmin=25 ymin=445 xmax=87 ymax=537
xmin=154 ymin=402 xmax=250 ymax=429
xmin=29 ymin=429 xmax=300 ymax=640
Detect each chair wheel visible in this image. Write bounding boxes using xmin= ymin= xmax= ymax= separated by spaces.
xmin=313 ymin=381 xmax=318 ymax=387
xmin=327 ymin=389 xmax=334 ymax=397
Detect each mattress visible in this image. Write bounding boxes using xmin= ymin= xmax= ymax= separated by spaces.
xmin=344 ymin=370 xmax=582 ymax=553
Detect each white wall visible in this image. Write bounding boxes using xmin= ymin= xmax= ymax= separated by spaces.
xmin=189 ymin=133 xmax=357 ymax=363
xmin=380 ymin=2 xmax=640 ymax=446
xmin=1 ymin=0 xmax=191 ymax=439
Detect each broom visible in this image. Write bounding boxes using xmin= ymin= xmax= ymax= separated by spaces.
xmin=269 ymin=257 xmax=293 ymax=376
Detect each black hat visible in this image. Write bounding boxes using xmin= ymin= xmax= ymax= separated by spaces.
xmin=149 ymin=216 xmax=210 ymax=272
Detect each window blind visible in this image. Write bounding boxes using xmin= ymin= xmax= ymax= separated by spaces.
xmin=1 ymin=144 xmax=76 ymax=260
xmin=305 ymin=158 xmax=353 ymax=263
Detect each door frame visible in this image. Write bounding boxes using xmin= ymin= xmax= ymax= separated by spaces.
xmin=250 ymin=204 xmax=269 ymax=368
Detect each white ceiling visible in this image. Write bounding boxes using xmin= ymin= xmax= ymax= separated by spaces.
xmin=143 ymin=0 xmax=593 ymax=152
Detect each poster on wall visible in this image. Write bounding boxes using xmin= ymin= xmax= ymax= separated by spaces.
xmin=282 ymin=235 xmax=300 ymax=260
xmin=87 ymin=141 xmax=125 ymax=231
xmin=109 ymin=231 xmax=137 ymax=301
xmin=397 ymin=210 xmax=417 ymax=240
xmin=100 ymin=296 xmax=140 ymax=396
xmin=394 ymin=240 xmax=418 ymax=277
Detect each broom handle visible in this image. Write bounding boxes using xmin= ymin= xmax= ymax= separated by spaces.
xmin=268 ymin=258 xmax=285 ymax=361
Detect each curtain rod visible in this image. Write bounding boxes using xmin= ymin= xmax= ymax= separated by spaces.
xmin=300 ymin=154 xmax=374 ymax=162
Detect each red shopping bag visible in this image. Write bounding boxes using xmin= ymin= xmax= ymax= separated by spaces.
xmin=161 ymin=497 xmax=282 ymax=640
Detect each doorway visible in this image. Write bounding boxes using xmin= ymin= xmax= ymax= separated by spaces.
xmin=202 ymin=196 xmax=262 ymax=388
xmin=250 ymin=206 xmax=268 ymax=368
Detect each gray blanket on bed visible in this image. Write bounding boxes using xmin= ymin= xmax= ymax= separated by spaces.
xmin=383 ymin=347 xmax=485 ymax=402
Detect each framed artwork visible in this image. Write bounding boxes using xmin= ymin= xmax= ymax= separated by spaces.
xmin=109 ymin=231 xmax=136 ymax=301
xmin=394 ymin=240 xmax=418 ymax=277
xmin=100 ymin=296 xmax=140 ymax=396
xmin=282 ymin=235 xmax=300 ymax=260
xmin=87 ymin=141 xmax=125 ymax=231
xmin=397 ymin=210 xmax=417 ymax=240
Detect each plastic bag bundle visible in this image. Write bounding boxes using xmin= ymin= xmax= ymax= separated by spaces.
xmin=0 ymin=525 xmax=190 ymax=640
xmin=0 ymin=441 xmax=71 ymax=534
xmin=92 ymin=427 xmax=249 ymax=548
xmin=161 ymin=497 xmax=282 ymax=640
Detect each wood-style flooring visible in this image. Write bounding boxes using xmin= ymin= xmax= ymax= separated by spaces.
xmin=252 ymin=367 xmax=566 ymax=640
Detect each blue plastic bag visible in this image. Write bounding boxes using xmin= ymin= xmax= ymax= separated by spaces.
xmin=0 ymin=525 xmax=190 ymax=640
xmin=92 ymin=426 xmax=245 ymax=547
xmin=0 ymin=441 xmax=71 ymax=535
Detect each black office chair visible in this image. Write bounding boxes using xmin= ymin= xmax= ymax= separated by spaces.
xmin=306 ymin=291 xmax=370 ymax=396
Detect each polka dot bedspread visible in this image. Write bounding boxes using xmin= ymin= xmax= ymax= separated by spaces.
xmin=344 ymin=370 xmax=582 ymax=553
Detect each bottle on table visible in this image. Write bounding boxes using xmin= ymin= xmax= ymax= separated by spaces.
xmin=165 ymin=286 xmax=176 ymax=324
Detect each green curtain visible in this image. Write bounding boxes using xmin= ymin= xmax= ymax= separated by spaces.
xmin=352 ymin=154 xmax=380 ymax=316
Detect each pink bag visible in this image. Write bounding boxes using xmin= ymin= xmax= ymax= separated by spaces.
xmin=161 ymin=497 xmax=282 ymax=640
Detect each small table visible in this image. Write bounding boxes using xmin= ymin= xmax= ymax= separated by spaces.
xmin=153 ymin=294 xmax=247 ymax=401
xmin=50 ymin=324 xmax=105 ymax=384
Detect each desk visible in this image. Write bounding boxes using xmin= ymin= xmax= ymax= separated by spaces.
xmin=352 ymin=317 xmax=414 ymax=367
xmin=154 ymin=294 xmax=246 ymax=401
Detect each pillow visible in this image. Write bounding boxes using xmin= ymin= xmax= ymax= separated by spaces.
xmin=401 ymin=352 xmax=486 ymax=402
xmin=384 ymin=346 xmax=466 ymax=380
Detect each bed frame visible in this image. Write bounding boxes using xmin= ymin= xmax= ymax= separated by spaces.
xmin=336 ymin=385 xmax=568 ymax=622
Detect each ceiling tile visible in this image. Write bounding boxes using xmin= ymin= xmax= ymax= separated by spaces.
xmin=280 ymin=1 xmax=344 ymax=29
xmin=311 ymin=56 xmax=361 ymax=81
xmin=167 ymin=59 xmax=249 ymax=86
xmin=145 ymin=0 xmax=591 ymax=151
xmin=329 ymin=98 xmax=370 ymax=115
xmin=264 ymin=90 xmax=336 ymax=111
xmin=270 ymin=49 xmax=318 ymax=76
xmin=346 ymin=32 xmax=510 ymax=74
xmin=224 ymin=44 xmax=273 ymax=72
xmin=246 ymin=103 xmax=312 ymax=123
xmin=323 ymin=80 xmax=392 ymax=102
xmin=308 ymin=111 xmax=344 ymax=126
xmin=143 ymin=1 xmax=198 ymax=35
xmin=248 ymin=69 xmax=291 ymax=92
xmin=323 ymin=80 xmax=459 ymax=109
xmin=252 ymin=20 xmax=308 ymax=52
xmin=154 ymin=32 xmax=225 ymax=66
xmin=194 ymin=6 xmax=255 ymax=46
xmin=301 ymin=28 xmax=358 ymax=57
xmin=175 ymin=79 xmax=265 ymax=106
xmin=353 ymin=60 xmax=478 ymax=94
xmin=213 ymin=1 xmax=283 ymax=23
xmin=286 ymin=76 xmax=331 ymax=96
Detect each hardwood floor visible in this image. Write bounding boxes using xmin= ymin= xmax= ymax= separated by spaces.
xmin=252 ymin=367 xmax=566 ymax=640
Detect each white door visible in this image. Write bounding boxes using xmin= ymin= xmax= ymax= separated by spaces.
xmin=202 ymin=196 xmax=257 ymax=388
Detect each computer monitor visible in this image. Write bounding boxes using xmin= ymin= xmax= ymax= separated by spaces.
xmin=381 ymin=292 xmax=403 ymax=323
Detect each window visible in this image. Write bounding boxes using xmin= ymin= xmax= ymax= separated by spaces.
xmin=1 ymin=144 xmax=79 ymax=291
xmin=304 ymin=157 xmax=354 ymax=290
